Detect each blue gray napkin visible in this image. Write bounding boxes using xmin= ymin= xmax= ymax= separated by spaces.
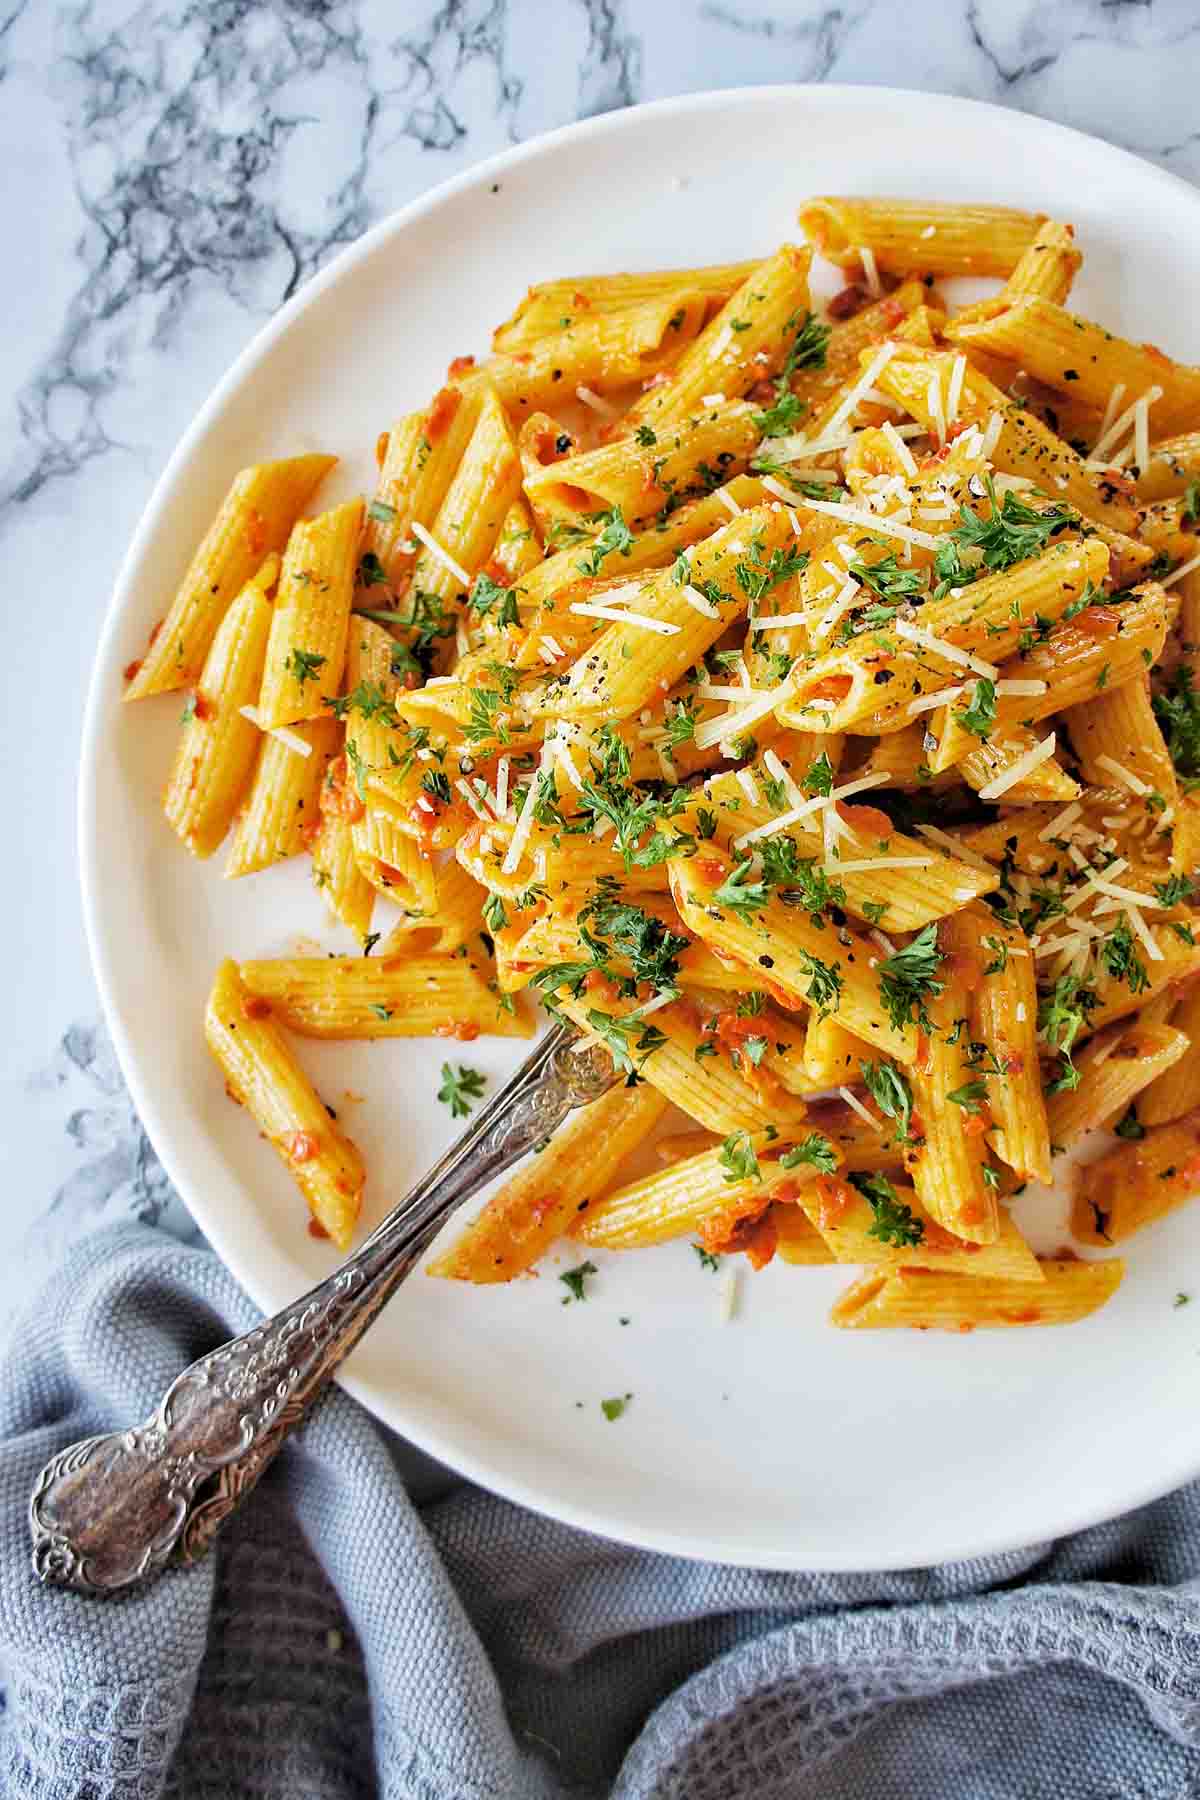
xmin=3 ymin=1220 xmax=1200 ymax=1798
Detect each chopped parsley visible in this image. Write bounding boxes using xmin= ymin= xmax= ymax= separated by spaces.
xmin=1113 ymin=1106 xmax=1145 ymax=1141
xmin=559 ymin=1261 xmax=597 ymax=1304
xmin=326 ymin=680 xmax=401 ymax=728
xmin=849 ymin=552 xmax=926 ymax=603
xmin=848 ymin=1171 xmax=925 ymax=1247
xmin=437 ymin=1062 xmax=486 ymax=1119
xmin=712 ymin=859 xmax=768 ymax=918
xmin=754 ymin=390 xmax=806 ymax=438
xmin=420 ymin=768 xmax=452 ymax=805
xmin=1099 ymin=917 xmax=1149 ymax=994
xmin=584 ymin=1009 xmax=666 ymax=1078
xmin=877 ymin=924 xmax=945 ymax=1034
xmin=803 ymin=752 xmax=835 ymax=797
xmin=780 ymin=1132 xmax=838 ymax=1173
xmin=482 ymin=891 xmax=508 ymax=933
xmin=956 ymin=677 xmax=997 ymax=739
xmin=1155 ymin=875 xmax=1194 ymax=908
xmin=693 ymin=1243 xmax=721 ymax=1272
xmin=463 ymin=685 xmax=510 ymax=745
xmin=1037 ymin=974 xmax=1098 ymax=1092
xmin=578 ymin=888 xmax=689 ymax=995
xmin=859 ymin=1059 xmax=915 ymax=1142
xmin=777 ymin=309 xmax=831 ymax=385
xmin=719 ymin=1130 xmax=760 ymax=1184
xmin=577 ymin=506 xmax=634 ymax=578
xmin=795 ymin=948 xmax=843 ymax=1017
xmin=470 ymin=571 xmax=520 ymax=628
xmin=1153 ymin=665 xmax=1200 ymax=782
xmin=734 ymin=541 xmax=808 ymax=603
xmin=601 ymin=1393 xmax=632 ymax=1421
xmin=285 ymin=648 xmax=326 ymax=687
xmin=947 ymin=1079 xmax=989 ymax=1115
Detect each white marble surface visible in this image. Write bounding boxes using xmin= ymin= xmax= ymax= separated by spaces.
xmin=3 ymin=0 xmax=1200 ymax=1318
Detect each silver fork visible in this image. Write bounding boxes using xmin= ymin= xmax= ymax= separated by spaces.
xmin=29 ymin=1023 xmax=618 ymax=1596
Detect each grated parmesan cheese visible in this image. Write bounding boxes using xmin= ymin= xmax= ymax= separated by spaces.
xmin=857 ymin=245 xmax=882 ymax=297
xmin=907 ymin=684 xmax=965 ymax=717
xmin=821 ymin=341 xmax=899 ymax=444
xmin=909 ymin=823 xmax=993 ymax=874
xmin=695 ymin=678 xmax=796 ymax=752
xmin=926 ymin=368 xmax=947 ymax=445
xmin=753 ymin=612 xmax=809 ymax=630
xmin=894 ymin=619 xmax=999 ymax=678
xmin=410 ymin=520 xmax=470 ymax=587
xmin=682 ymin=584 xmax=721 ymax=618
xmin=1037 ymin=801 xmax=1082 ymax=842
xmin=1124 ymin=903 xmax=1164 ymax=963
xmin=1091 ymin=386 xmax=1162 ymax=464
xmin=798 ymin=495 xmax=939 ymax=550
xmin=238 ymin=707 xmax=314 ymax=758
xmin=1162 ymin=550 xmax=1200 ymax=589
xmin=575 ymin=384 xmax=618 ymax=418
xmin=881 ymin=418 xmax=919 ymax=477
xmin=1095 ymin=753 xmax=1150 ymax=797
xmin=454 ymin=777 xmax=491 ymax=821
xmin=761 ymin=748 xmax=803 ymax=808
xmin=833 ymin=856 xmax=934 ymax=874
xmin=977 ymin=733 xmax=1057 ymax=800
xmin=732 ymin=772 xmax=889 ymax=849
xmin=1094 ymin=381 xmax=1126 ymax=449
xmin=568 ymin=601 xmax=681 ymax=634
xmin=839 ymin=1086 xmax=883 ymax=1130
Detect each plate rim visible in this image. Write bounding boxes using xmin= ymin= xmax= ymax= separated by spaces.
xmin=78 ymin=83 xmax=1200 ymax=1569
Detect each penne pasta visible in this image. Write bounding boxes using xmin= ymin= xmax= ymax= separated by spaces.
xmin=621 ymin=245 xmax=813 ymax=433
xmin=427 ymin=1080 xmax=666 ymax=1281
xmin=1046 ymin=1021 xmax=1189 ymax=1149
xmin=163 ymin=560 xmax=275 ymax=857
xmin=360 ymin=388 xmax=483 ymax=593
xmin=946 ymin=298 xmax=1200 ymax=437
xmin=491 ymin=261 xmax=758 ymax=348
xmin=225 ymin=715 xmax=339 ymax=879
xmin=124 ymin=455 xmax=335 ymax=699
xmin=1072 ymin=1115 xmax=1200 ymax=1245
xmin=830 ymin=1259 xmax=1123 ymax=1331
xmin=904 ymin=912 xmax=1000 ymax=1244
xmin=257 ymin=498 xmax=364 ymax=729
xmin=238 ymin=952 xmax=530 ymax=1039
xmin=1138 ymin=984 xmax=1200 ymax=1128
xmin=799 ymin=197 xmax=1044 ymax=278
xmin=205 ymin=958 xmax=364 ymax=1248
xmin=573 ymin=1131 xmax=829 ymax=1251
xmin=798 ymin=1172 xmax=1041 ymax=1279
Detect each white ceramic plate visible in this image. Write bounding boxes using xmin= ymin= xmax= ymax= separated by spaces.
xmin=81 ymin=87 xmax=1200 ymax=1569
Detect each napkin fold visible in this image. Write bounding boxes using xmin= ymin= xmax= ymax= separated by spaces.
xmin=3 ymin=1221 xmax=1200 ymax=1799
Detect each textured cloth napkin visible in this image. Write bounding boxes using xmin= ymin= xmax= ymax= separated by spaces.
xmin=4 ymin=1224 xmax=1200 ymax=1798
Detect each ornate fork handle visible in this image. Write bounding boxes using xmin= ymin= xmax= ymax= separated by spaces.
xmin=30 ymin=1023 xmax=617 ymax=1596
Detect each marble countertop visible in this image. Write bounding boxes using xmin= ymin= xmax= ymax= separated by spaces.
xmin=3 ymin=0 xmax=1199 ymax=1320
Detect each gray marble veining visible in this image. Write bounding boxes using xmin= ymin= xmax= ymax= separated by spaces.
xmin=3 ymin=0 xmax=1199 ymax=1330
